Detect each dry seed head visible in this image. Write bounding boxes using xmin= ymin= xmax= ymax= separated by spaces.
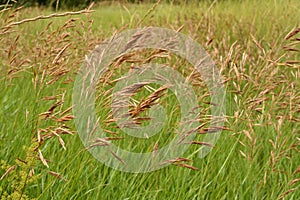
xmin=174 ymin=163 xmax=199 ymax=171
xmin=38 ymin=149 xmax=49 ymax=168
xmin=0 ymin=165 xmax=16 ymax=181
xmin=285 ymin=27 xmax=300 ymax=40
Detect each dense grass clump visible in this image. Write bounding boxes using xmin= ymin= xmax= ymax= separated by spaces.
xmin=0 ymin=0 xmax=300 ymax=199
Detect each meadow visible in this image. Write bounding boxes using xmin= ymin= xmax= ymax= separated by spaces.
xmin=0 ymin=0 xmax=300 ymax=199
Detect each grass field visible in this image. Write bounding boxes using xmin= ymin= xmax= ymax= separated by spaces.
xmin=0 ymin=0 xmax=300 ymax=199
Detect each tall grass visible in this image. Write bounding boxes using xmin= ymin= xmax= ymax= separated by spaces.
xmin=0 ymin=0 xmax=300 ymax=199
